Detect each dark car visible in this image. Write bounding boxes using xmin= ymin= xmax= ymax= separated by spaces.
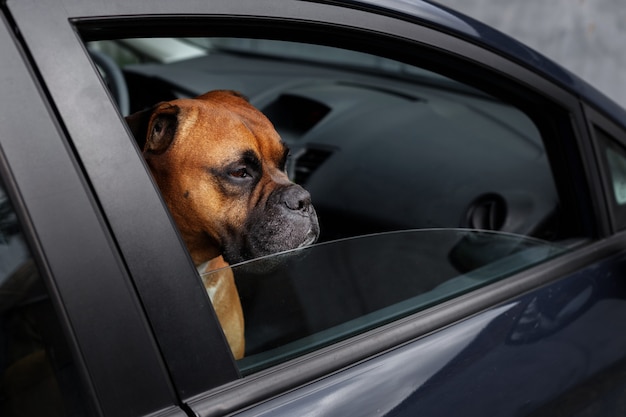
xmin=2 ymin=0 xmax=626 ymax=416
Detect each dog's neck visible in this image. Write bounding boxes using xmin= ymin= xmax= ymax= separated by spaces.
xmin=182 ymin=231 xmax=223 ymax=268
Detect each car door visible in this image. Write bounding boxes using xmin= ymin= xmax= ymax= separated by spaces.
xmin=0 ymin=10 xmax=186 ymax=417
xmin=5 ymin=0 xmax=626 ymax=416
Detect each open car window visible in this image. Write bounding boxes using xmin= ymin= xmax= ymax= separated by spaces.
xmin=89 ymin=37 xmax=561 ymax=239
xmin=86 ymin=36 xmax=574 ymax=371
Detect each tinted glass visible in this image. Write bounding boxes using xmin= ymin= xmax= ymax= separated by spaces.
xmin=597 ymin=127 xmax=626 ymax=230
xmin=0 ymin=182 xmax=88 ymax=416
xmin=203 ymin=230 xmax=566 ymax=373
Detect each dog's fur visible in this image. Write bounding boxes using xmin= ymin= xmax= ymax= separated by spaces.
xmin=126 ymin=90 xmax=319 ymax=358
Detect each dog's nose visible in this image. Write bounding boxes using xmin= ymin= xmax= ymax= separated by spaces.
xmin=281 ymin=186 xmax=312 ymax=212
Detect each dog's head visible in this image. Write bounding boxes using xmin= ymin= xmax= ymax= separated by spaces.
xmin=126 ymin=90 xmax=319 ymax=265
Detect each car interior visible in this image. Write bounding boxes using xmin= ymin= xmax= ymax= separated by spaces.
xmin=86 ymin=37 xmax=575 ymax=369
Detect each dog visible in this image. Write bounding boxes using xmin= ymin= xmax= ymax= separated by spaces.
xmin=126 ymin=90 xmax=319 ymax=359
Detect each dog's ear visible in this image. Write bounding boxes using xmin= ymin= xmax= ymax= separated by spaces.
xmin=125 ymin=103 xmax=179 ymax=154
xmin=125 ymin=107 xmax=154 ymax=151
xmin=145 ymin=104 xmax=179 ymax=154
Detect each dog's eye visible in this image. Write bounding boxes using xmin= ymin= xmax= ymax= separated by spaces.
xmin=230 ymin=167 xmax=250 ymax=178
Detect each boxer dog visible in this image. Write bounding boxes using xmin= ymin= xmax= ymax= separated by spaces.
xmin=125 ymin=90 xmax=319 ymax=359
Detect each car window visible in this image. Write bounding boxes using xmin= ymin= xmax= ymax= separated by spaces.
xmin=596 ymin=127 xmax=626 ymax=230
xmin=0 ymin=181 xmax=88 ymax=416
xmin=215 ymin=230 xmax=566 ymax=374
xmin=86 ymin=36 xmax=573 ymax=371
xmin=605 ymin=143 xmax=626 ymax=204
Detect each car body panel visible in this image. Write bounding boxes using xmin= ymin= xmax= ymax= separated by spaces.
xmin=232 ymin=249 xmax=626 ymax=416
xmin=6 ymin=0 xmax=242 ymax=399
xmin=0 ymin=12 xmax=181 ymax=417
xmin=188 ymin=233 xmax=626 ymax=416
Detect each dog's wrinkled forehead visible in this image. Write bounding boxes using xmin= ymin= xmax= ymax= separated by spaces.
xmin=165 ymin=91 xmax=286 ymax=163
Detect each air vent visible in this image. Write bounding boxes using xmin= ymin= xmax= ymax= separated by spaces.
xmin=464 ymin=193 xmax=507 ymax=231
xmin=291 ymin=148 xmax=333 ymax=185
xmin=263 ymin=95 xmax=331 ymax=139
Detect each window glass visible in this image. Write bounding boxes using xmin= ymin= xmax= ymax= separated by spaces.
xmin=606 ymin=147 xmax=626 ymax=205
xmin=87 ymin=37 xmax=569 ymax=370
xmin=597 ymin=127 xmax=626 ymax=229
xmin=0 ymin=182 xmax=88 ymax=416
xmin=212 ymin=230 xmax=566 ymax=374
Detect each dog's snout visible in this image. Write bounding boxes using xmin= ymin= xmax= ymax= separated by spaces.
xmin=281 ymin=186 xmax=312 ymax=212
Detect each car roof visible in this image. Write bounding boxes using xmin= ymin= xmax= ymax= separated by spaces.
xmin=343 ymin=0 xmax=626 ymax=130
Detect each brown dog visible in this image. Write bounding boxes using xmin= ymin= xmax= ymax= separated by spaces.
xmin=126 ymin=90 xmax=319 ymax=359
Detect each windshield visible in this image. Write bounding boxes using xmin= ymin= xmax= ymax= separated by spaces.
xmin=202 ymin=229 xmax=567 ymax=373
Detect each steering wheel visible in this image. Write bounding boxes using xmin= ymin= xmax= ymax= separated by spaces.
xmin=88 ymin=49 xmax=130 ymax=116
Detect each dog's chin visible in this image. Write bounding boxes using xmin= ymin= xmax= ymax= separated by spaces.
xmin=222 ymin=228 xmax=319 ymax=273
xmin=236 ymin=246 xmax=315 ymax=275
xmin=298 ymin=230 xmax=319 ymax=248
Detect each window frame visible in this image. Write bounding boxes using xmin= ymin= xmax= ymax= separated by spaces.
xmin=5 ymin=0 xmax=607 ymax=414
xmin=0 ymin=12 xmax=182 ymax=417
